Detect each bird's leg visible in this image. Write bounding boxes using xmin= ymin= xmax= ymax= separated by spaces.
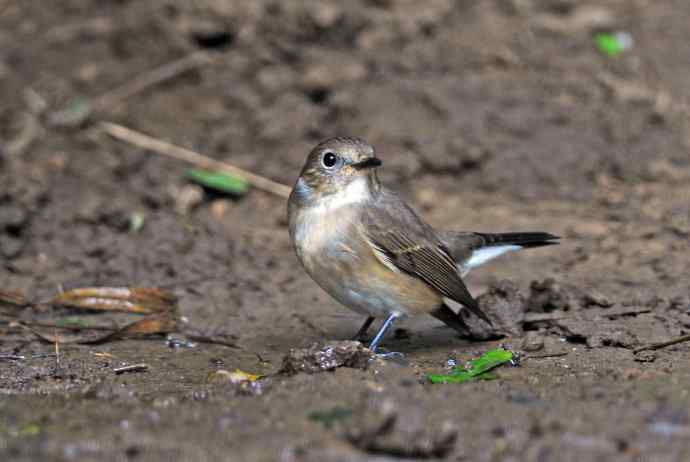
xmin=368 ymin=313 xmax=402 ymax=358
xmin=352 ymin=316 xmax=375 ymax=341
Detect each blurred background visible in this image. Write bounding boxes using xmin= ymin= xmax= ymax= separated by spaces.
xmin=2 ymin=1 xmax=690 ymax=460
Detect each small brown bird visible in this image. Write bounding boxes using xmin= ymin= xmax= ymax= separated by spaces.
xmin=288 ymin=137 xmax=558 ymax=354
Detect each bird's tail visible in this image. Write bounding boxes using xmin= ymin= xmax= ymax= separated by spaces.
xmin=439 ymin=231 xmax=560 ymax=274
xmin=430 ymin=303 xmax=472 ymax=337
xmin=462 ymin=232 xmax=559 ymax=272
xmin=475 ymin=232 xmax=560 ymax=249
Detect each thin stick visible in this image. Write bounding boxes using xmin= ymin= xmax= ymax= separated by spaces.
xmin=633 ymin=334 xmax=690 ymax=354
xmin=94 ymin=51 xmax=215 ymax=111
xmin=113 ymin=363 xmax=149 ymax=374
xmin=7 ymin=112 xmax=40 ymax=156
xmin=185 ymin=334 xmax=241 ymax=349
xmin=99 ymin=122 xmax=292 ymax=198
xmin=54 ymin=328 xmax=60 ymax=368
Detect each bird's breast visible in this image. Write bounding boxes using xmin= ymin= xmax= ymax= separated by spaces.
xmin=290 ymin=201 xmax=358 ymax=266
xmin=289 ymin=202 xmax=440 ymax=317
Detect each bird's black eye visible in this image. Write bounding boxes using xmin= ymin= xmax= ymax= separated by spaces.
xmin=322 ymin=152 xmax=338 ymax=168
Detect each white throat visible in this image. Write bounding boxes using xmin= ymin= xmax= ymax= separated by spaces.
xmin=311 ymin=177 xmax=371 ymax=214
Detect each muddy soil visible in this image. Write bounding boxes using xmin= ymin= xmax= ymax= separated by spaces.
xmin=2 ymin=1 xmax=690 ymax=461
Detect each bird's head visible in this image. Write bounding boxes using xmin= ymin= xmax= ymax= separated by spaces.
xmin=291 ymin=137 xmax=382 ymax=204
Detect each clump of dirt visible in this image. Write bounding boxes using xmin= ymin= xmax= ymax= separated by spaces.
xmin=460 ymin=278 xmax=622 ymax=341
xmin=475 ymin=279 xmax=527 ymax=338
xmin=528 ymin=278 xmax=615 ymax=312
xmin=279 ymin=341 xmax=373 ymax=374
xmin=554 ymin=315 xmax=640 ymax=348
xmin=0 ymin=164 xmax=49 ymax=259
xmin=345 ymin=394 xmax=457 ymax=459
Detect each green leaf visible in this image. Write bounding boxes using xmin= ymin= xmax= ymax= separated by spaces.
xmin=186 ymin=169 xmax=249 ymax=196
xmin=427 ymin=348 xmax=513 ymax=384
xmin=594 ymin=33 xmax=625 ymax=57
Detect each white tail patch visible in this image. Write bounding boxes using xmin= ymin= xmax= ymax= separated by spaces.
xmin=461 ymin=245 xmax=522 ymax=275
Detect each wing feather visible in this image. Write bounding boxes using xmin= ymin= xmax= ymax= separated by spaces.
xmin=360 ymin=192 xmax=491 ymax=324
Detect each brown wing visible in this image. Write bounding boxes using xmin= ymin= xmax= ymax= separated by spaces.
xmin=360 ymin=192 xmax=491 ymax=324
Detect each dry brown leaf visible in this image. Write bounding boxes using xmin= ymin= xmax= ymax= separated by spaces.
xmin=111 ymin=314 xmax=177 ymax=338
xmin=17 ymin=323 xmax=112 ymax=344
xmin=0 ymin=291 xmax=29 ymax=309
xmin=51 ymin=287 xmax=177 ymax=314
xmin=20 ymin=314 xmax=177 ymax=345
xmin=5 ymin=286 xmax=179 ymax=345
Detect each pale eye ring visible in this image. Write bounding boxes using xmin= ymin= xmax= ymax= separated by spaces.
xmin=322 ymin=151 xmax=338 ymax=168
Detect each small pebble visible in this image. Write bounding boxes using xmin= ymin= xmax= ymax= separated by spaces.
xmin=521 ymin=333 xmax=545 ymax=352
xmin=166 ymin=336 xmax=197 ymax=349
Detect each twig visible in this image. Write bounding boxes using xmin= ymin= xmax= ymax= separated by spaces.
xmin=113 ymin=363 xmax=149 ymax=374
xmin=99 ymin=122 xmax=292 ymax=198
xmin=0 ymin=354 xmax=25 ymax=361
xmin=6 ymin=112 xmax=40 ymax=156
xmin=54 ymin=329 xmax=60 ymax=368
xmin=185 ymin=334 xmax=241 ymax=349
xmin=94 ymin=51 xmax=215 ymax=112
xmin=633 ymin=334 xmax=690 ymax=354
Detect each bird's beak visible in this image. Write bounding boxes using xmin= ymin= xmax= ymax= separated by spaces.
xmin=351 ymin=157 xmax=382 ymax=170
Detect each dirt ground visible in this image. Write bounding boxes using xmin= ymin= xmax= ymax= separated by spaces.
xmin=2 ymin=1 xmax=690 ymax=460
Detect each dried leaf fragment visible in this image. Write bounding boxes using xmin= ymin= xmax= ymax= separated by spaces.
xmin=51 ymin=287 xmax=177 ymax=314
xmin=19 ymin=314 xmax=176 ymax=345
xmin=0 ymin=290 xmax=29 ymax=308
xmin=206 ymin=368 xmax=262 ymax=384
